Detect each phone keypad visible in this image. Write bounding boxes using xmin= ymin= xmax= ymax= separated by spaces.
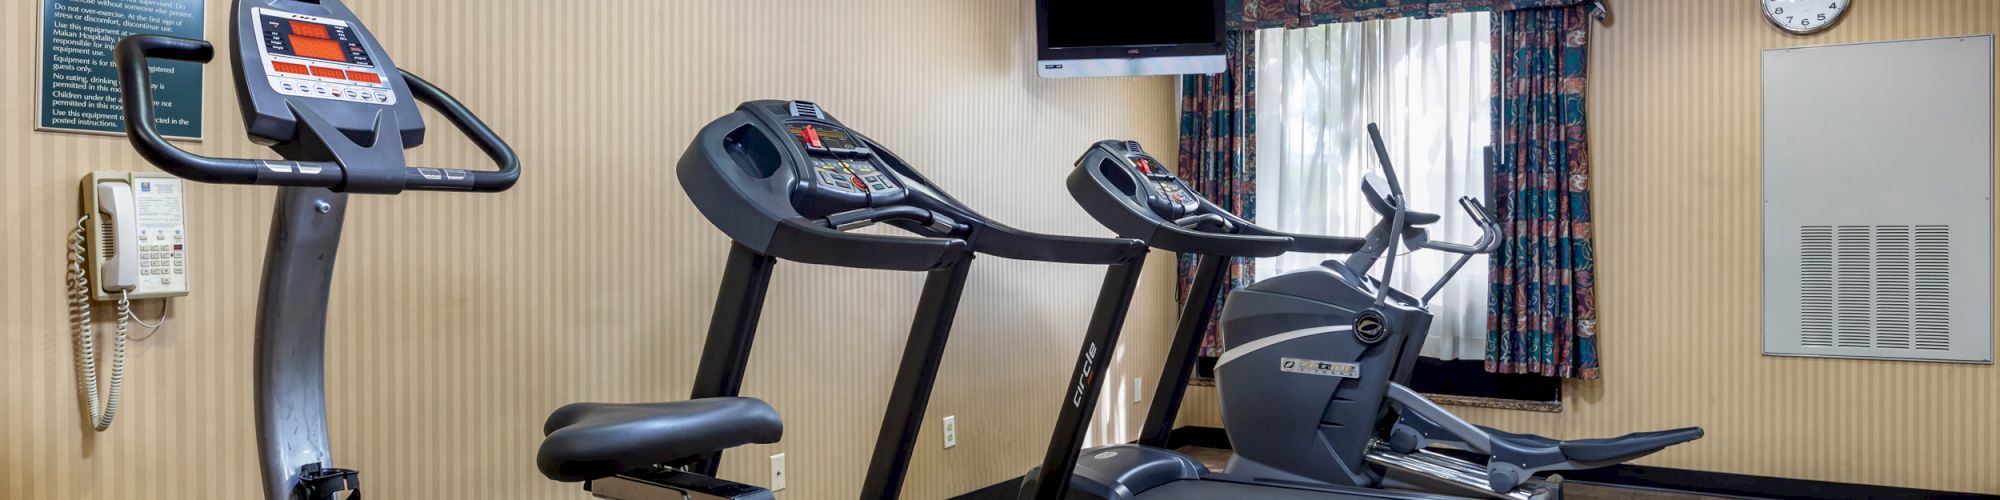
xmin=139 ymin=243 xmax=185 ymax=277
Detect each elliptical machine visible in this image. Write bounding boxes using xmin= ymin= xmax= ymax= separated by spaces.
xmin=1017 ymin=135 xmax=1463 ymax=500
xmin=1214 ymin=124 xmax=1705 ymax=499
xmin=113 ymin=1 xmax=521 ymax=498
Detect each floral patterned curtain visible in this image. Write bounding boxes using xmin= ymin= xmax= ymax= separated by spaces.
xmin=1486 ymin=3 xmax=1599 ymax=380
xmin=1227 ymin=0 xmax=1594 ymax=30
xmin=1176 ymin=31 xmax=1257 ymax=361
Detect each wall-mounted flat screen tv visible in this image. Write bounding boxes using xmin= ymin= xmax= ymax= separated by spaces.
xmin=1037 ymin=0 xmax=1227 ymax=78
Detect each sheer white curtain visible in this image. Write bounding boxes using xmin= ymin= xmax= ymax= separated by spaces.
xmin=1254 ymin=13 xmax=1493 ymax=360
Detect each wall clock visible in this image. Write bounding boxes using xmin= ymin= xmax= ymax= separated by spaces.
xmin=1762 ymin=0 xmax=1850 ymax=34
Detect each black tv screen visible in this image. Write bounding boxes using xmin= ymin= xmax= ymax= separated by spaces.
xmin=1043 ymin=0 xmax=1221 ymax=49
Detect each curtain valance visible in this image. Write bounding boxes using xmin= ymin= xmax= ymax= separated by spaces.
xmin=1228 ymin=0 xmax=1596 ymax=30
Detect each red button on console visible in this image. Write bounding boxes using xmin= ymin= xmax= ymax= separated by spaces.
xmin=348 ymin=71 xmax=381 ymax=84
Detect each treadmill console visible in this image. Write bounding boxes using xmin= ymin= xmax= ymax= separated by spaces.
xmin=782 ymin=121 xmax=906 ymax=206
xmin=680 ymin=100 xmax=982 ymax=261
xmin=682 ymin=100 xmax=1150 ymax=274
xmin=1068 ymin=139 xmax=1346 ymax=258
xmin=1095 ymin=141 xmax=1204 ymax=221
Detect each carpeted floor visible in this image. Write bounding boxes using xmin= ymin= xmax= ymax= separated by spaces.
xmin=1176 ymin=447 xmax=1734 ymax=500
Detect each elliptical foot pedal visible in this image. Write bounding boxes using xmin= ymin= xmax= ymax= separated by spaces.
xmin=297 ymin=463 xmax=360 ymax=500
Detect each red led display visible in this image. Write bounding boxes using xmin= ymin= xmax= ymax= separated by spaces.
xmin=272 ymin=61 xmax=310 ymax=75
xmin=290 ymin=35 xmax=347 ymax=63
xmin=309 ymin=66 xmax=347 ymax=80
xmin=290 ymin=20 xmax=331 ymax=39
xmin=347 ymin=71 xmax=381 ymax=84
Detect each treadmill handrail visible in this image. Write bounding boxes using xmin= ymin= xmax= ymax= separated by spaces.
xmin=771 ymin=218 xmax=972 ymax=272
xmin=116 ymin=35 xmax=520 ymax=193
xmin=969 ymin=223 xmax=1148 ymax=265
xmin=1205 ymin=205 xmax=1367 ymax=255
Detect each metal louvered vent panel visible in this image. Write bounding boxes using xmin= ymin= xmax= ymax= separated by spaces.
xmin=1762 ymin=36 xmax=1991 ymax=364
xmin=1796 ymin=226 xmax=1951 ymax=352
xmin=1800 ymin=225 xmax=1952 ymax=354
xmin=1914 ymin=226 xmax=1953 ymax=350
xmin=1780 ymin=223 xmax=1978 ymax=361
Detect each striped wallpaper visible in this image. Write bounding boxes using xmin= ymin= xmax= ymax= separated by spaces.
xmin=0 ymin=1 xmax=1185 ymax=499
xmin=1183 ymin=0 xmax=2000 ymax=494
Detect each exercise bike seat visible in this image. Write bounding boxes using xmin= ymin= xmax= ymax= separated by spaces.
xmin=1481 ymin=425 xmax=1705 ymax=464
xmin=538 ymin=398 xmax=784 ymax=482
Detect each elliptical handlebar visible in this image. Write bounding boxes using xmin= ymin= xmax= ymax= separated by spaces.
xmin=1360 ymin=125 xmax=1507 ymax=305
xmin=1365 ymin=123 xmax=1406 ymax=308
xmin=115 ymin=35 xmax=520 ymax=194
xmin=1405 ymin=196 xmax=1503 ymax=255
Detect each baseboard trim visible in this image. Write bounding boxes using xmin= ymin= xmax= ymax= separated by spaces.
xmin=954 ymin=426 xmax=1997 ymax=500
xmin=956 ymin=478 xmax=1017 ymax=500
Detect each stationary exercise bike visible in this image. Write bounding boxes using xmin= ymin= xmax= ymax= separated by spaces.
xmin=113 ymin=0 xmax=520 ymax=498
xmin=1213 ymin=125 xmax=1705 ymax=499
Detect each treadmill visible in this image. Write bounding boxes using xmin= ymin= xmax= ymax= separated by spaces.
xmin=536 ymin=100 xmax=1150 ymax=500
xmin=1015 ymin=141 xmax=1460 ymax=500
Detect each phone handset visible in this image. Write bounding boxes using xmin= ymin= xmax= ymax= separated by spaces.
xmin=96 ymin=182 xmax=139 ymax=292
xmin=70 ymin=172 xmax=186 ymax=432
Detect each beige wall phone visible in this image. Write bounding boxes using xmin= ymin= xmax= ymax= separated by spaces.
xmin=69 ymin=171 xmax=189 ymax=431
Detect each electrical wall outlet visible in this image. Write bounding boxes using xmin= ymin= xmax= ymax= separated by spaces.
xmin=770 ymin=453 xmax=786 ymax=491
xmin=942 ymin=415 xmax=958 ymax=449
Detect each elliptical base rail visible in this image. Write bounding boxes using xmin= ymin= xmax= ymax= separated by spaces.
xmin=1365 ymin=443 xmax=1555 ymax=500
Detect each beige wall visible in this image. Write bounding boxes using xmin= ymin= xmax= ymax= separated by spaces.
xmin=1183 ymin=0 xmax=2000 ymax=494
xmin=0 ymin=1 xmax=1185 ymax=499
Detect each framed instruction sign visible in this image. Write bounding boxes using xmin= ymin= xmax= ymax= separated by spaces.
xmin=38 ymin=0 xmax=206 ymax=139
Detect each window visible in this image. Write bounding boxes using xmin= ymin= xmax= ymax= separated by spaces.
xmin=1253 ymin=12 xmax=1494 ymax=361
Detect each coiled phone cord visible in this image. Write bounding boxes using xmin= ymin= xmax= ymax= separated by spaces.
xmin=71 ymin=216 xmax=127 ymax=432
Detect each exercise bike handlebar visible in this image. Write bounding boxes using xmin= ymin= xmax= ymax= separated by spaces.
xmin=398 ymin=69 xmax=522 ymax=192
xmin=116 ymin=36 xmax=329 ymax=187
xmin=115 ymin=35 xmax=520 ymax=194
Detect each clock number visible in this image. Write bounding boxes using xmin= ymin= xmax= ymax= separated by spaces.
xmin=1830 ymin=2 xmax=1838 ymax=8
xmin=1802 ymin=19 xmax=1812 ymax=27
xmin=1817 ymin=13 xmax=1827 ymax=20
xmin=1786 ymin=16 xmax=1794 ymax=23
xmin=1774 ymin=7 xmax=1785 ymax=14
